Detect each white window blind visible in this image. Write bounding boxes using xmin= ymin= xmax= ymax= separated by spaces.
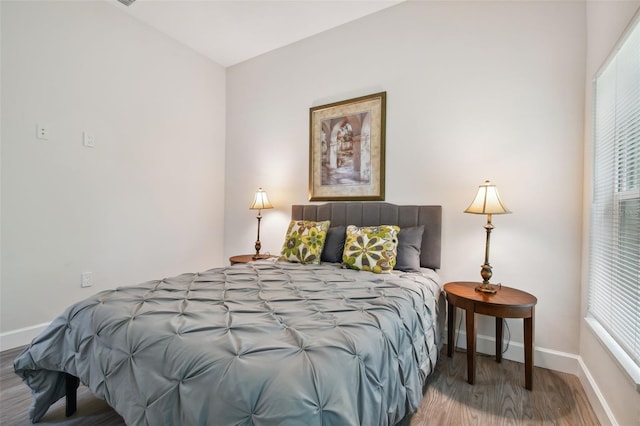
xmin=589 ymin=17 xmax=640 ymax=368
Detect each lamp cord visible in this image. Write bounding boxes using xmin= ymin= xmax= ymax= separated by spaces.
xmin=453 ymin=308 xmax=511 ymax=355
xmin=503 ymin=319 xmax=511 ymax=354
xmin=455 ymin=310 xmax=463 ymax=351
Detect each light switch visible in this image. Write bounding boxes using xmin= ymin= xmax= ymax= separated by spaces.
xmin=83 ymin=131 xmax=95 ymax=148
xmin=81 ymin=272 xmax=93 ymax=288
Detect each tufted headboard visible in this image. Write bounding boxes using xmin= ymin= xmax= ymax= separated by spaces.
xmin=291 ymin=202 xmax=442 ymax=270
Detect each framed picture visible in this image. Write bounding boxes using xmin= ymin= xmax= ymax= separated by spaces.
xmin=309 ymin=92 xmax=386 ymax=201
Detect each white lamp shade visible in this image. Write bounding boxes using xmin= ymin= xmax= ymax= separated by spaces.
xmin=464 ymin=180 xmax=511 ymax=215
xmin=250 ymin=188 xmax=273 ymax=210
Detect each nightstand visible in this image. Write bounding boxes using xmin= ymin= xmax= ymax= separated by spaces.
xmin=229 ymin=254 xmax=276 ymax=265
xmin=444 ymin=281 xmax=537 ymax=390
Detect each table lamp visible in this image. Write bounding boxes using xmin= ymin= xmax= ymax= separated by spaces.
xmin=464 ymin=180 xmax=511 ymax=293
xmin=249 ymin=187 xmax=273 ymax=258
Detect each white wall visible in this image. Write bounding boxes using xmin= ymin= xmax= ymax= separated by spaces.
xmin=2 ymin=0 xmax=636 ymax=423
xmin=580 ymin=2 xmax=640 ymax=425
xmin=0 ymin=1 xmax=227 ymax=343
xmin=226 ymin=0 xmax=585 ymax=360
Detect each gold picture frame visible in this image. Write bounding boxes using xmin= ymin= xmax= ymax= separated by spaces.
xmin=309 ymin=92 xmax=386 ymax=201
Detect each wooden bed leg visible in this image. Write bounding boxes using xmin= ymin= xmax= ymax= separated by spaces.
xmin=65 ymin=373 xmax=79 ymax=417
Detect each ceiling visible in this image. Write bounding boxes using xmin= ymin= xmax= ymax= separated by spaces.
xmin=110 ymin=0 xmax=404 ymax=67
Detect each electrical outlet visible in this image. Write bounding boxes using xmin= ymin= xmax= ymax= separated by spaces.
xmin=81 ymin=272 xmax=93 ymax=288
xmin=83 ymin=131 xmax=95 ymax=148
xmin=36 ymin=124 xmax=49 ymax=140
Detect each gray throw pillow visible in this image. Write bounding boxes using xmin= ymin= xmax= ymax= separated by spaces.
xmin=394 ymin=225 xmax=424 ymax=272
xmin=321 ymin=225 xmax=347 ymax=263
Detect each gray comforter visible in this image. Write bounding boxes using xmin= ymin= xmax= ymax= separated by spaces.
xmin=14 ymin=260 xmax=443 ymax=425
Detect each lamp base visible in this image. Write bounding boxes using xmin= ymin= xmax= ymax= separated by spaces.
xmin=475 ymin=282 xmax=498 ymax=294
xmin=252 ymin=254 xmax=270 ymax=260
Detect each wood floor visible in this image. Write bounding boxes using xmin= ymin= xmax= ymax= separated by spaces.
xmin=0 ymin=345 xmax=599 ymax=425
xmin=410 ymin=350 xmax=599 ymax=426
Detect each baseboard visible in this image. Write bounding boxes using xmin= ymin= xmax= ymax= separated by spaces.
xmin=451 ymin=330 xmax=613 ymax=425
xmin=577 ymin=357 xmax=617 ymax=426
xmin=0 ymin=322 xmax=50 ymax=352
xmin=451 ymin=330 xmax=581 ymax=374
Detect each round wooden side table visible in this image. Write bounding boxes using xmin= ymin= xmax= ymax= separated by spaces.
xmin=443 ymin=281 xmax=537 ymax=390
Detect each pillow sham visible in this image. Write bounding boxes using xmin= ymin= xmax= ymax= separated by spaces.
xmin=321 ymin=225 xmax=347 ymax=263
xmin=279 ymin=220 xmax=330 ymax=264
xmin=394 ymin=225 xmax=424 ymax=272
xmin=342 ymin=225 xmax=400 ymax=273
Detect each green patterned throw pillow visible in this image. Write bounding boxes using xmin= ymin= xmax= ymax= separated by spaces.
xmin=279 ymin=220 xmax=330 ymax=264
xmin=342 ymin=225 xmax=400 ymax=273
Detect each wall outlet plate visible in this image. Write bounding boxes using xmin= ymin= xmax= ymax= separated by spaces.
xmin=36 ymin=124 xmax=49 ymax=140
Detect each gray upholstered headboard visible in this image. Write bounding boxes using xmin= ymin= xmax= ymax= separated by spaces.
xmin=291 ymin=202 xmax=442 ymax=270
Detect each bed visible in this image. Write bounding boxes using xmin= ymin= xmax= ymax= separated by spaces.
xmin=14 ymin=202 xmax=444 ymax=425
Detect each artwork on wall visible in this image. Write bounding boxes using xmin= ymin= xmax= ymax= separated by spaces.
xmin=308 ymin=92 xmax=386 ymax=201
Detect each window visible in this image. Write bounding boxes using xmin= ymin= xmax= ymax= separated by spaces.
xmin=589 ymin=16 xmax=640 ymax=373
